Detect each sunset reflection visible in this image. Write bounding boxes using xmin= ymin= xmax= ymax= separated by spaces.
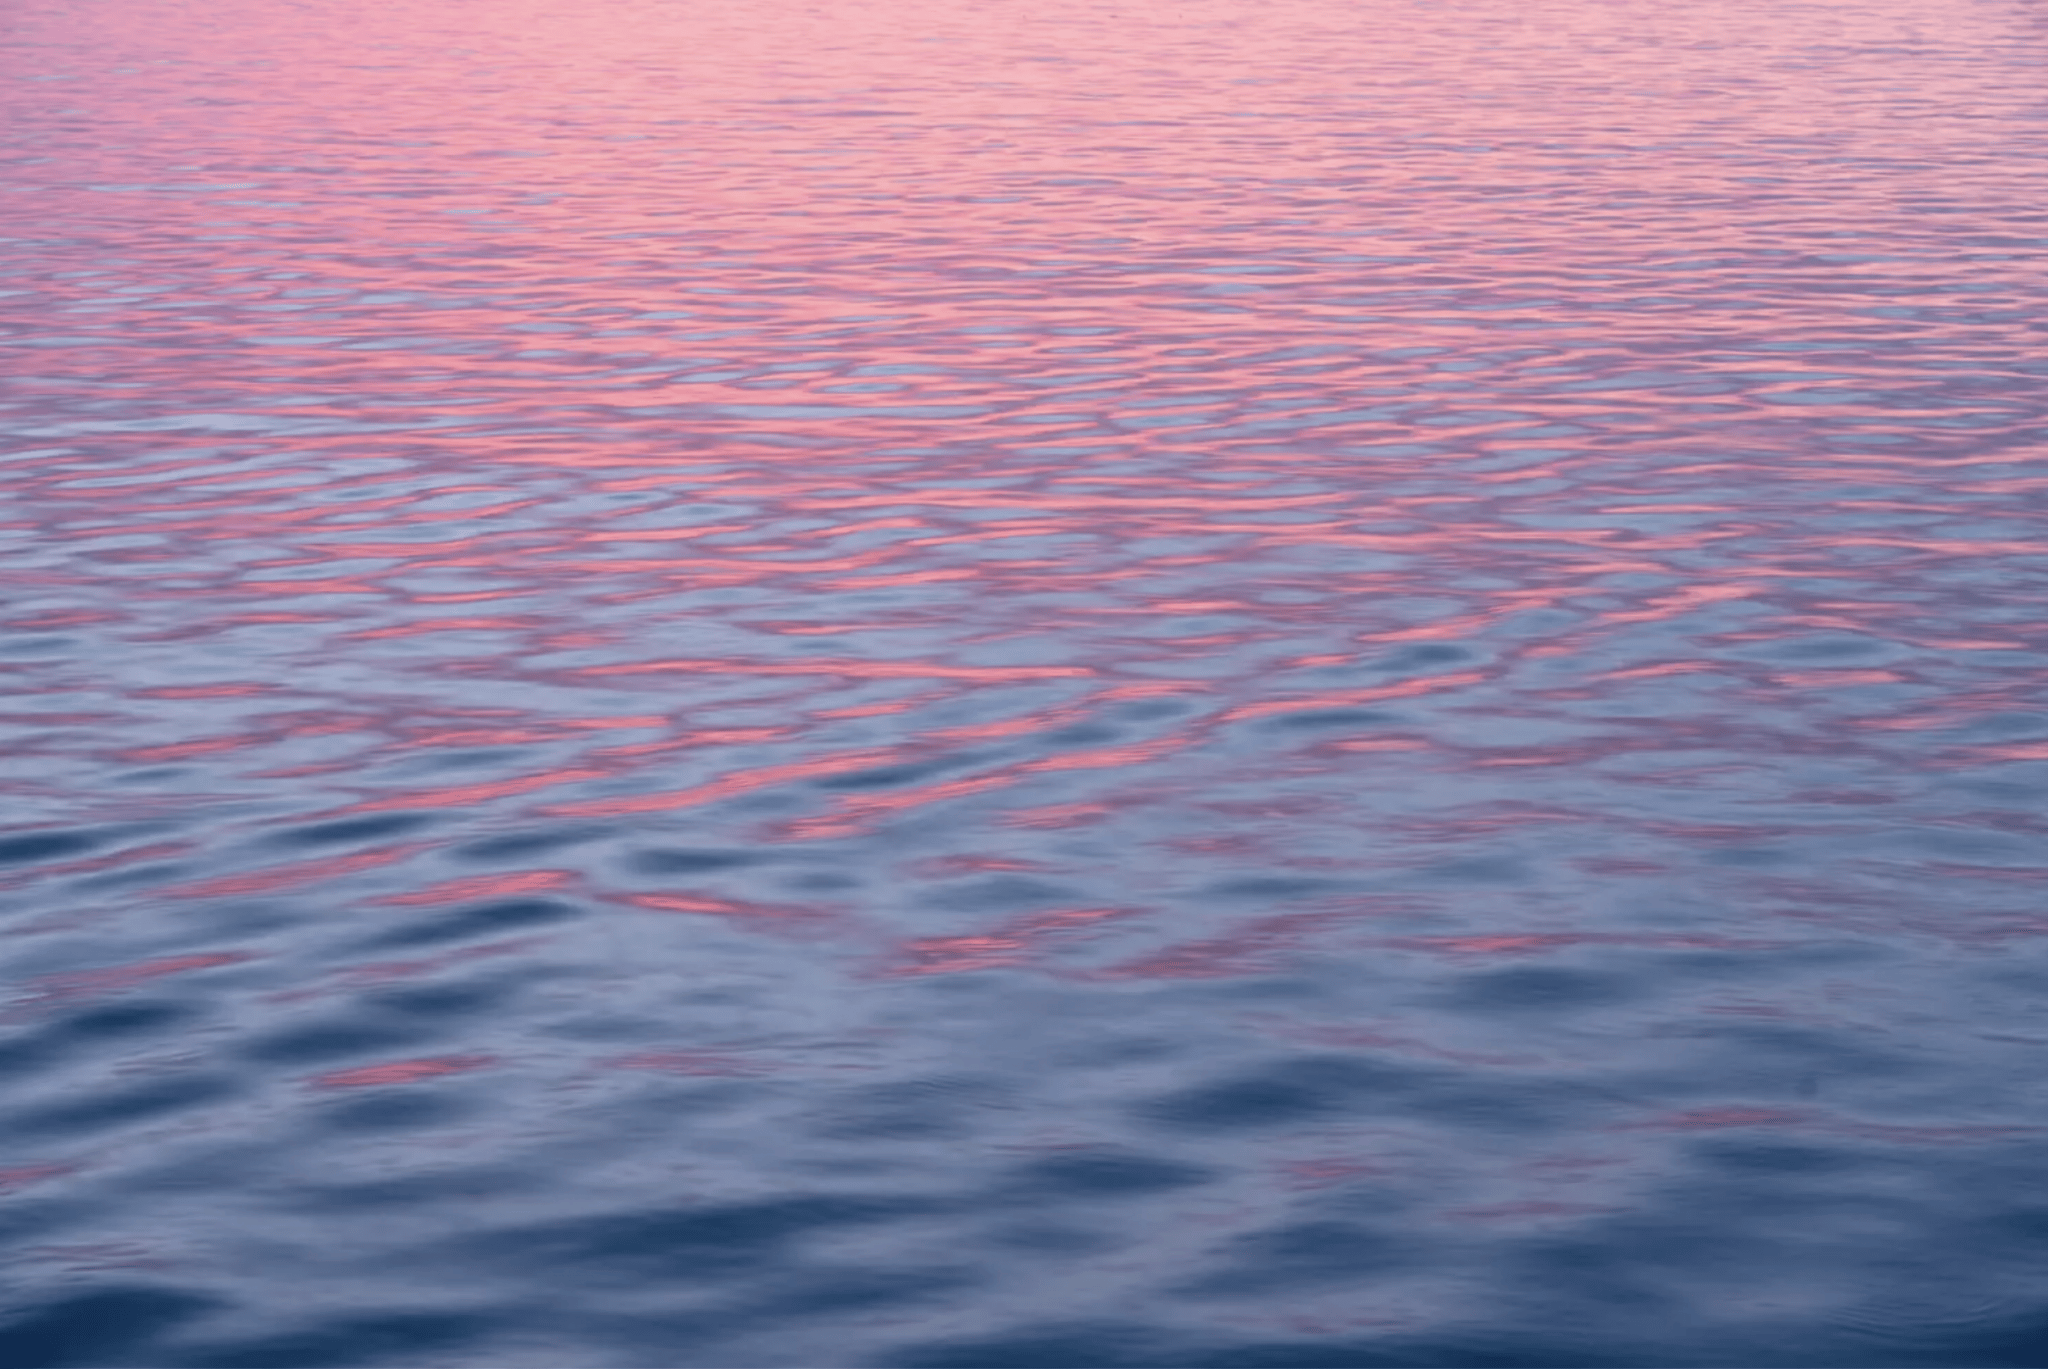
xmin=2 ymin=0 xmax=2046 ymax=1362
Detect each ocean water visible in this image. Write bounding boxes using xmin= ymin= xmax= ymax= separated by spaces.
xmin=2 ymin=0 xmax=2047 ymax=1364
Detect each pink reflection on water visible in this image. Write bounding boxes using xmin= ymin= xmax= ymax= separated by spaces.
xmin=0 ymin=0 xmax=2045 ymax=1353
xmin=312 ymin=1055 xmax=498 ymax=1089
xmin=13 ymin=953 xmax=258 ymax=1014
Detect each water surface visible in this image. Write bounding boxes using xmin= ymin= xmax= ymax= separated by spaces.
xmin=4 ymin=0 xmax=2048 ymax=1364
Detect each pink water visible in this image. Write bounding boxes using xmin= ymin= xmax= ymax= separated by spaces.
xmin=3 ymin=0 xmax=2048 ymax=1364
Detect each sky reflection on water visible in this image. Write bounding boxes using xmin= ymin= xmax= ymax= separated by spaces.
xmin=2 ymin=0 xmax=2048 ymax=1365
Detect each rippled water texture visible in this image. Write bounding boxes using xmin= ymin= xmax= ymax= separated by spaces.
xmin=3 ymin=0 xmax=2048 ymax=1363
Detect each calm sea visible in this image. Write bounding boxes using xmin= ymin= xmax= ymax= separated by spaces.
xmin=3 ymin=0 xmax=2047 ymax=1364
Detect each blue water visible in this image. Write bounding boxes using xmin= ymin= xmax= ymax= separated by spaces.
xmin=4 ymin=0 xmax=2048 ymax=1364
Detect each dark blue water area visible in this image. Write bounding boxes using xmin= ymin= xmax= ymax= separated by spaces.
xmin=4 ymin=0 xmax=2048 ymax=1364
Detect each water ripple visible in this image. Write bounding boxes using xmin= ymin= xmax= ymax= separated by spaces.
xmin=3 ymin=0 xmax=2047 ymax=1364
